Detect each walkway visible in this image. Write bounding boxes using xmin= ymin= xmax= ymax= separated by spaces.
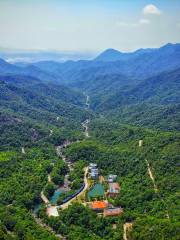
xmin=123 ymin=223 xmax=133 ymax=240
xmin=41 ymin=191 xmax=49 ymax=204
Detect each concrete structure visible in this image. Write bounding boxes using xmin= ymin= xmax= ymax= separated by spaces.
xmin=107 ymin=174 xmax=117 ymax=183
xmin=89 ymin=163 xmax=97 ymax=169
xmin=89 ymin=163 xmax=98 ymax=179
xmin=46 ymin=206 xmax=59 ymax=217
xmin=107 ymin=182 xmax=120 ymax=198
xmin=103 ymin=207 xmax=123 ymax=217
xmin=90 ymin=168 xmax=98 ymax=179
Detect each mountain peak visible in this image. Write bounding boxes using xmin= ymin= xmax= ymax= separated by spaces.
xmin=94 ymin=48 xmax=123 ymax=62
xmin=161 ymin=42 xmax=180 ymax=49
xmin=103 ymin=48 xmax=121 ymax=54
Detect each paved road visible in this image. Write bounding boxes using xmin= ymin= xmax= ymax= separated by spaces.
xmin=59 ymin=167 xmax=89 ymax=210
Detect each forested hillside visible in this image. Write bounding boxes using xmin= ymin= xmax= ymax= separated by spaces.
xmin=90 ymin=68 xmax=180 ymax=131
xmin=0 ymin=74 xmax=91 ymax=149
xmin=0 ymin=43 xmax=179 ymax=240
xmin=64 ymin=119 xmax=180 ymax=239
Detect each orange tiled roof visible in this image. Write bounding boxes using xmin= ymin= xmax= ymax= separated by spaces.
xmin=91 ymin=201 xmax=107 ymax=209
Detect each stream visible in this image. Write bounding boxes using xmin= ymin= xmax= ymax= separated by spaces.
xmin=33 ymin=93 xmax=90 ymax=214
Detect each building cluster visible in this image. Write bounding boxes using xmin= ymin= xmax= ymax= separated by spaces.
xmin=89 ymin=163 xmax=99 ymax=179
xmin=88 ymin=164 xmax=122 ymax=217
xmin=107 ymin=174 xmax=120 ymax=198
xmin=89 ymin=200 xmax=123 ymax=217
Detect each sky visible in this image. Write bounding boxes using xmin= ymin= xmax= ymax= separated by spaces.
xmin=0 ymin=0 xmax=180 ymax=52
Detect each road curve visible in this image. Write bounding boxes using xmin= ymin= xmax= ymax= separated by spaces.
xmin=59 ymin=167 xmax=89 ymax=210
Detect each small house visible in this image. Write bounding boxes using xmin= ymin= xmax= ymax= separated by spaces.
xmin=89 ymin=163 xmax=98 ymax=179
xmin=107 ymin=174 xmax=117 ymax=183
xmin=90 ymin=168 xmax=98 ymax=179
xmin=89 ymin=163 xmax=97 ymax=169
xmin=103 ymin=207 xmax=123 ymax=217
xmin=90 ymin=201 xmax=108 ymax=212
xmin=107 ymin=182 xmax=120 ymax=198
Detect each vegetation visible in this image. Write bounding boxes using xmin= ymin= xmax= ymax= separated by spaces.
xmin=0 ymin=44 xmax=180 ymax=239
xmin=64 ymin=119 xmax=180 ymax=238
xmin=39 ymin=203 xmax=122 ymax=240
xmin=0 ymin=147 xmax=63 ymax=239
xmin=69 ymin=160 xmax=85 ymax=190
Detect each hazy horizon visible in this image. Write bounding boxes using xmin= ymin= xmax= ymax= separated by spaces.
xmin=0 ymin=0 xmax=180 ymax=52
xmin=0 ymin=42 xmax=179 ymax=63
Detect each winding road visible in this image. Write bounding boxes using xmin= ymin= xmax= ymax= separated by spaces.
xmin=42 ymin=94 xmax=91 ymax=216
xmin=33 ymin=94 xmax=91 ymax=239
xmin=59 ymin=167 xmax=89 ymax=210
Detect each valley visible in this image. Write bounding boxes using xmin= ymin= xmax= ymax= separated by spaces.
xmin=0 ymin=43 xmax=180 ymax=240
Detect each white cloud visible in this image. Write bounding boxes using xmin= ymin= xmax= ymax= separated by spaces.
xmin=143 ymin=4 xmax=162 ymax=15
xmin=117 ymin=18 xmax=150 ymax=28
xmin=139 ymin=18 xmax=150 ymax=24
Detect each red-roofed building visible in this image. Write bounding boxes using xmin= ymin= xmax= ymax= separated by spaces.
xmin=103 ymin=207 xmax=123 ymax=217
xmin=90 ymin=201 xmax=108 ymax=212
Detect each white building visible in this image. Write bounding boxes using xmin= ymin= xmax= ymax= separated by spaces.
xmin=107 ymin=174 xmax=117 ymax=183
xmin=89 ymin=163 xmax=98 ymax=179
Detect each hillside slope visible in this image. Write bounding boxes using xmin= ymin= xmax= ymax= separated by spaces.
xmin=0 ymin=75 xmax=90 ymax=149
xmin=91 ymin=68 xmax=180 ymax=131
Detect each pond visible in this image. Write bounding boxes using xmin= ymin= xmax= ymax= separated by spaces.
xmin=33 ymin=189 xmax=64 ymax=214
xmin=88 ymin=183 xmax=105 ymax=199
xmin=50 ymin=188 xmax=64 ymax=204
xmin=33 ymin=203 xmax=42 ymax=214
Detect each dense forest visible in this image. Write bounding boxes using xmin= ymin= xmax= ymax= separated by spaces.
xmin=0 ymin=43 xmax=180 ymax=239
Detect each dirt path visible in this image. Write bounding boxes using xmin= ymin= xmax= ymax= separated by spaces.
xmin=48 ymin=174 xmax=52 ymax=183
xmin=84 ymin=93 xmax=90 ymax=109
xmin=145 ymin=160 xmax=158 ymax=193
xmin=82 ymin=119 xmax=90 ymax=138
xmin=49 ymin=129 xmax=53 ymax=137
xmin=21 ymin=147 xmax=25 ymax=154
xmin=41 ymin=191 xmax=49 ymax=204
xmin=82 ymin=94 xmax=90 ymax=138
xmin=123 ymin=223 xmax=133 ymax=240
xmin=145 ymin=160 xmax=170 ymax=219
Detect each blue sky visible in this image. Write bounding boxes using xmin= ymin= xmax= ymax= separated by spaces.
xmin=0 ymin=0 xmax=180 ymax=52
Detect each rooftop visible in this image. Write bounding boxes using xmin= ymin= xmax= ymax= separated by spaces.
xmin=104 ymin=207 xmax=123 ymax=217
xmin=109 ymin=182 xmax=120 ymax=190
xmin=91 ymin=201 xmax=108 ymax=210
xmin=108 ymin=182 xmax=120 ymax=194
xmin=89 ymin=163 xmax=97 ymax=168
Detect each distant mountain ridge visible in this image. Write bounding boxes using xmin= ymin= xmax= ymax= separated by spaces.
xmin=94 ymin=43 xmax=179 ymax=62
xmin=0 ymin=43 xmax=180 ymax=84
xmin=94 ymin=47 xmax=155 ymax=62
xmin=0 ymin=43 xmax=180 ymax=130
xmin=31 ymin=42 xmax=180 ymax=83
